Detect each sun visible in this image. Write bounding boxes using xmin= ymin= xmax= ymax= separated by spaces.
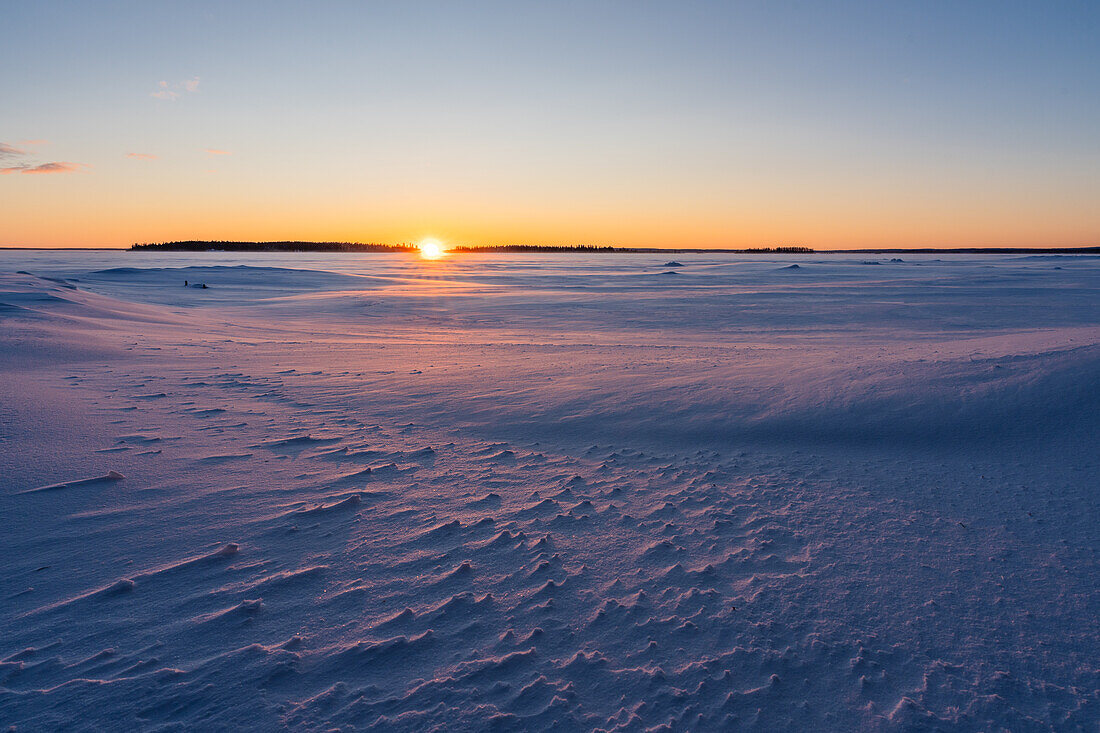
xmin=418 ymin=238 xmax=445 ymax=259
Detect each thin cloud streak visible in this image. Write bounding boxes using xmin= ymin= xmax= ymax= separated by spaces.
xmin=1 ymin=161 xmax=85 ymax=175
xmin=0 ymin=142 xmax=84 ymax=174
xmin=203 ymin=148 xmax=231 ymax=155
xmin=127 ymin=153 xmax=158 ymax=160
xmin=152 ymin=77 xmax=200 ymax=100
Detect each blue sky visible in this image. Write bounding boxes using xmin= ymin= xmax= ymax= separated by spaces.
xmin=3 ymin=1 xmax=1098 ymax=248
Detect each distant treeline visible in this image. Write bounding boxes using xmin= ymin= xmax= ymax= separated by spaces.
xmin=833 ymin=246 xmax=1100 ymax=254
xmin=451 ymin=245 xmax=617 ymax=253
xmin=743 ymin=246 xmax=814 ymax=253
xmin=131 ymin=242 xmax=816 ymax=254
xmin=451 ymin=245 xmax=815 ymax=253
xmin=130 ymin=241 xmax=416 ymax=252
xmin=125 ymin=241 xmax=1100 ymax=255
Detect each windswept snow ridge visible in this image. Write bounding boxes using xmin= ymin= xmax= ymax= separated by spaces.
xmin=1 ymin=253 xmax=1098 ymax=730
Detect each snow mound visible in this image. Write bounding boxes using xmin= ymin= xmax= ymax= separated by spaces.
xmin=1 ymin=251 xmax=1097 ymax=729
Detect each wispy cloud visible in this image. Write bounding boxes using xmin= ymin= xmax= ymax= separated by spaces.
xmin=151 ymin=81 xmax=179 ymax=100
xmin=0 ymin=142 xmax=26 ymax=158
xmin=127 ymin=152 xmax=158 ymax=160
xmin=0 ymin=142 xmax=86 ymax=175
xmin=1 ymin=161 xmax=85 ymax=175
xmin=23 ymin=162 xmax=84 ymax=174
xmin=152 ymin=77 xmax=200 ymax=101
xmin=203 ymin=148 xmax=231 ymax=156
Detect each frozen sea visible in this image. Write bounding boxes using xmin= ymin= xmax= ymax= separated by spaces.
xmin=1 ymin=250 xmax=1097 ymax=730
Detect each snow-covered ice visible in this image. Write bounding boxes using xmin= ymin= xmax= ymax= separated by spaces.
xmin=1 ymin=251 xmax=1097 ymax=730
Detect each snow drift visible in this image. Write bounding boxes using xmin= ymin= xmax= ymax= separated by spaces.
xmin=1 ymin=251 xmax=1097 ymax=730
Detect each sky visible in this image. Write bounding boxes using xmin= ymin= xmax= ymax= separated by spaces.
xmin=2 ymin=1 xmax=1099 ymax=249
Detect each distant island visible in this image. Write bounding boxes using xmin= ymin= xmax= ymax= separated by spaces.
xmin=450 ymin=245 xmax=815 ymax=253
xmin=451 ymin=245 xmax=617 ymax=253
xmin=130 ymin=241 xmax=815 ymax=254
xmin=130 ymin=241 xmax=416 ymax=253
xmin=832 ymin=246 xmax=1100 ymax=254
xmin=127 ymin=241 xmax=1100 ymax=255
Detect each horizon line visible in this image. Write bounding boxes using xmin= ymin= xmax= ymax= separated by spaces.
xmin=4 ymin=244 xmax=1099 ymax=254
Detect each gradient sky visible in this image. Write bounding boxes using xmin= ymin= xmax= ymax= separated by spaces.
xmin=2 ymin=1 xmax=1099 ymax=249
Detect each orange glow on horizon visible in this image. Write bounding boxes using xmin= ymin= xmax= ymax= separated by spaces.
xmin=1 ymin=178 xmax=1098 ymax=250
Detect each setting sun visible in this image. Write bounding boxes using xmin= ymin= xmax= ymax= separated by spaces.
xmin=418 ymin=238 xmax=445 ymax=259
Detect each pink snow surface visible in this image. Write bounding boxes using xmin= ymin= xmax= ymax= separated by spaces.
xmin=1 ymin=252 xmax=1097 ymax=729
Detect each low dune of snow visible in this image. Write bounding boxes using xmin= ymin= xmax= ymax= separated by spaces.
xmin=1 ymin=253 xmax=1097 ymax=729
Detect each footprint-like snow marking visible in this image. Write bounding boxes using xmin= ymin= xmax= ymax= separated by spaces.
xmin=252 ymin=435 xmax=343 ymax=456
xmin=19 ymin=471 xmax=124 ymax=494
xmin=195 ymin=452 xmax=254 ymax=464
